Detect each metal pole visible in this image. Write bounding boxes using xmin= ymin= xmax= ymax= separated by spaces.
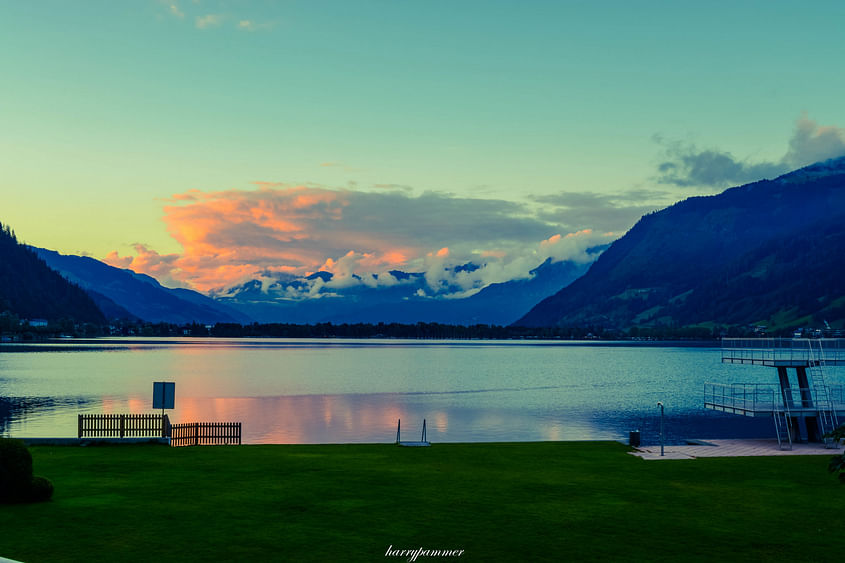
xmin=657 ymin=402 xmax=664 ymax=456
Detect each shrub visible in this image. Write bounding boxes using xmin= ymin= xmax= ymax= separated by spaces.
xmin=29 ymin=476 xmax=54 ymax=502
xmin=0 ymin=438 xmax=33 ymax=503
xmin=824 ymin=424 xmax=845 ymax=484
xmin=0 ymin=438 xmax=53 ymax=503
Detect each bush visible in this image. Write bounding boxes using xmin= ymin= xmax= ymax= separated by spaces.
xmin=824 ymin=424 xmax=845 ymax=484
xmin=0 ymin=438 xmax=53 ymax=503
xmin=29 ymin=476 xmax=54 ymax=502
xmin=0 ymin=438 xmax=33 ymax=502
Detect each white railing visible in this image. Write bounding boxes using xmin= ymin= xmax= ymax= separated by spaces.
xmin=704 ymin=382 xmax=778 ymax=413
xmin=704 ymin=382 xmax=845 ymax=413
xmin=721 ymin=338 xmax=845 ymax=365
xmin=830 ymin=385 xmax=845 ymax=406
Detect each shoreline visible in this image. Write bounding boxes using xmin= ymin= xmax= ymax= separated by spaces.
xmin=1 ymin=336 xmax=721 ymax=352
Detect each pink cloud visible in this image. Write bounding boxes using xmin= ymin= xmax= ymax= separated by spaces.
xmin=104 ymin=244 xmax=186 ymax=288
xmin=104 ymin=184 xmax=607 ymax=294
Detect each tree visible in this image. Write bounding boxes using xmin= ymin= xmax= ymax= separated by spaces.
xmin=825 ymin=424 xmax=845 ymax=483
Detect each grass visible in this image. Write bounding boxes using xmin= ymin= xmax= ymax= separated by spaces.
xmin=0 ymin=442 xmax=842 ymax=562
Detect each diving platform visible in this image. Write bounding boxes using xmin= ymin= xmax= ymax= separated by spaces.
xmin=705 ymin=338 xmax=844 ymax=450
xmin=721 ymin=338 xmax=845 ymax=367
xmin=704 ymin=382 xmax=845 ymax=418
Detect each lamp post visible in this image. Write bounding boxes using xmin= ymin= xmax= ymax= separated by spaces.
xmin=657 ymin=402 xmax=665 ymax=456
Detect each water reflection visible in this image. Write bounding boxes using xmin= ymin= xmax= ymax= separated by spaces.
xmin=3 ymin=391 xmax=770 ymax=445
xmin=167 ymin=393 xmax=613 ymax=444
xmin=0 ymin=338 xmax=837 ymax=444
xmin=0 ymin=396 xmax=93 ymax=437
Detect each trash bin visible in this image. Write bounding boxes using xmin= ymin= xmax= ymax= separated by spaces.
xmin=629 ymin=430 xmax=641 ymax=447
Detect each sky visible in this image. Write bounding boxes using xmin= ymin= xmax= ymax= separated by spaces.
xmin=2 ymin=1 xmax=845 ymax=295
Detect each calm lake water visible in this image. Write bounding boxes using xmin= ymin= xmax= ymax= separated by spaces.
xmin=3 ymin=338 xmax=840 ymax=444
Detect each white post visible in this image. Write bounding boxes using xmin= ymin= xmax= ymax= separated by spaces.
xmin=657 ymin=402 xmax=665 ymax=456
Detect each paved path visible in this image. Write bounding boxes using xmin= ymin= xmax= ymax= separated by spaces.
xmin=630 ymin=439 xmax=845 ymax=460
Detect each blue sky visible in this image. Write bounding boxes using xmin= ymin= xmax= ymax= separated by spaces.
xmin=2 ymin=1 xmax=844 ymax=291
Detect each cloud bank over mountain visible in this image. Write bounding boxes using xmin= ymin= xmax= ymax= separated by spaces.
xmin=655 ymin=114 xmax=845 ymax=188
xmin=104 ymin=114 xmax=845 ymax=299
xmin=105 ymin=186 xmax=615 ymax=295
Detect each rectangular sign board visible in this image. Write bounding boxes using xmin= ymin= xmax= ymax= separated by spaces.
xmin=152 ymin=381 xmax=175 ymax=410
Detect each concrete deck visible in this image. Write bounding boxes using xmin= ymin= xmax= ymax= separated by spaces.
xmin=20 ymin=437 xmax=170 ymax=446
xmin=630 ymin=439 xmax=845 ymax=460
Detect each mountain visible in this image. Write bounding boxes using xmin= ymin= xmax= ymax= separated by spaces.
xmin=214 ymin=251 xmax=604 ymax=325
xmin=0 ymin=224 xmax=105 ymax=323
xmin=32 ymin=248 xmax=252 ymax=325
xmin=516 ymin=157 xmax=845 ymax=330
xmin=325 ymin=256 xmax=598 ymax=325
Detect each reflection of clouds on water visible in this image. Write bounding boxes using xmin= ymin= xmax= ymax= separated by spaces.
xmin=5 ymin=340 xmax=835 ymax=442
xmin=164 ymin=394 xmax=726 ymax=444
xmin=0 ymin=396 xmax=93 ymax=437
xmin=432 ymin=412 xmax=448 ymax=433
xmin=2 ymin=391 xmax=776 ymax=444
xmin=170 ymin=395 xmax=414 ymax=444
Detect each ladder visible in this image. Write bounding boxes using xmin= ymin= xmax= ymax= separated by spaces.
xmin=774 ymin=388 xmax=793 ymax=450
xmin=807 ymin=339 xmax=839 ymax=448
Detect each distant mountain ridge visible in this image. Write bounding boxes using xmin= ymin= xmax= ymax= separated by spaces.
xmin=0 ymin=225 xmax=105 ymax=323
xmin=516 ymin=157 xmax=845 ymax=330
xmin=32 ymin=248 xmax=251 ymax=325
xmin=213 ymin=250 xmax=606 ymax=325
xmin=31 ymin=244 xmax=603 ymax=326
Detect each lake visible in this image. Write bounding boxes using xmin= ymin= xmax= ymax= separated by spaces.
xmin=3 ymin=338 xmax=837 ymax=444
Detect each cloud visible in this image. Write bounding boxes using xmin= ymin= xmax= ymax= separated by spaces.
xmin=237 ymin=19 xmax=275 ymax=32
xmin=167 ymin=3 xmax=185 ymax=19
xmin=317 ymin=251 xmax=406 ymax=291
xmin=104 ymin=244 xmax=186 ymax=289
xmin=655 ymin=114 xmax=845 ymax=188
xmin=105 ymin=185 xmax=617 ymax=295
xmin=539 ymin=230 xmax=607 ymax=263
xmin=159 ymin=3 xmax=274 ymax=32
xmin=372 ymin=183 xmax=414 ymax=192
xmin=783 ymin=114 xmax=845 ymax=167
xmin=414 ymin=229 xmax=616 ymax=300
xmin=654 ymin=143 xmax=786 ymax=188
xmin=531 ymin=190 xmax=669 ymax=234
xmin=195 ymin=14 xmax=224 ymax=29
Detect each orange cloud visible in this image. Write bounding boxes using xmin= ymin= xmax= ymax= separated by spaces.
xmin=104 ymin=184 xmax=599 ymax=295
xmin=105 ymin=244 xmax=185 ymax=288
xmin=108 ymin=186 xmax=418 ymax=292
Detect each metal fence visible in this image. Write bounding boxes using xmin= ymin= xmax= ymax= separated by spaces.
xmin=704 ymin=382 xmax=778 ymax=414
xmin=721 ymin=338 xmax=845 ymax=365
xmin=704 ymin=382 xmax=845 ymax=414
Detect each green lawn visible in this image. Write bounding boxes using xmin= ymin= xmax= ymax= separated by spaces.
xmin=0 ymin=442 xmax=841 ymax=562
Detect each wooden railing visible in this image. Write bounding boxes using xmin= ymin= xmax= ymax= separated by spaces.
xmin=78 ymin=413 xmax=241 ymax=446
xmin=170 ymin=422 xmax=242 ymax=447
xmin=78 ymin=414 xmax=170 ymax=439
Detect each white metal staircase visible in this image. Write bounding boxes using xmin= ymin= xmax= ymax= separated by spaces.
xmin=774 ymin=387 xmax=793 ymax=450
xmin=807 ymin=339 xmax=839 ymax=448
